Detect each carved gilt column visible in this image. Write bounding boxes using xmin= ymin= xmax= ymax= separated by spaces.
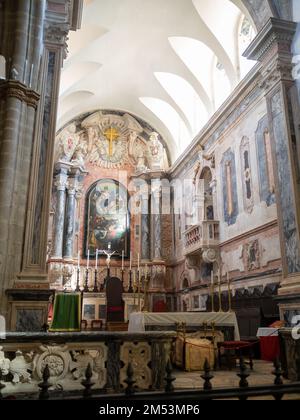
xmin=245 ymin=18 xmax=300 ymax=297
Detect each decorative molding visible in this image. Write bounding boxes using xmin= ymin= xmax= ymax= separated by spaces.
xmin=0 ymin=80 xmax=40 ymax=109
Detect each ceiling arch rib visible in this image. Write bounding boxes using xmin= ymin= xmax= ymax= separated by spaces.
xmin=140 ymin=97 xmax=191 ymax=154
xmin=154 ymin=72 xmax=208 ymax=136
xmin=192 ymin=0 xmax=242 ymax=79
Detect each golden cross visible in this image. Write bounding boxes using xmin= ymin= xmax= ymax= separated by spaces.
xmin=104 ymin=127 xmax=119 ymax=157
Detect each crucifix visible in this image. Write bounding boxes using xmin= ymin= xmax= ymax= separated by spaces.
xmin=104 ymin=127 xmax=119 ymax=157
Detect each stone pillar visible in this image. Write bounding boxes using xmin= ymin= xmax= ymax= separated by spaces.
xmin=0 ymin=0 xmax=45 ymax=315
xmin=52 ymin=165 xmax=68 ymax=259
xmin=18 ymin=1 xmax=83 ymax=285
xmin=245 ymin=18 xmax=300 ymax=297
xmin=0 ymin=0 xmax=83 ymax=322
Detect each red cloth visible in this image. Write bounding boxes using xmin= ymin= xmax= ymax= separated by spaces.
xmin=260 ymin=336 xmax=280 ymax=362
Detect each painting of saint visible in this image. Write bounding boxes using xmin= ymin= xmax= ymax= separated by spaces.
xmin=86 ymin=180 xmax=129 ymax=257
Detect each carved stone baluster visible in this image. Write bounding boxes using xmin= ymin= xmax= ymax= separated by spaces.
xmin=38 ymin=365 xmax=51 ymax=400
xmin=82 ymin=363 xmax=95 ymax=400
xmin=124 ymin=363 xmax=136 ymax=396
xmin=201 ymin=359 xmax=214 ymax=391
xmin=165 ymin=359 xmax=176 ymax=393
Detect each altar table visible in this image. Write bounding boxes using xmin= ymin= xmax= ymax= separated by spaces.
xmin=257 ymin=328 xmax=280 ymax=362
xmin=128 ymin=312 xmax=240 ymax=340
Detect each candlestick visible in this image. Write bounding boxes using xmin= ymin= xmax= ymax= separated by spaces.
xmin=121 ymin=269 xmax=125 ymax=290
xmin=84 ymin=268 xmax=89 ymax=293
xmin=78 ymin=252 xmax=80 ymax=271
xmin=93 ymin=269 xmax=99 ymax=293
xmin=87 ymin=250 xmax=90 ymax=270
xmin=128 ymin=269 xmax=133 ymax=293
xmin=95 ymin=249 xmax=98 ymax=270
xmin=228 ymin=272 xmax=232 ymax=313
xmin=218 ymin=271 xmax=222 ymax=313
xmin=211 ymin=275 xmax=215 ymax=313
xmin=130 ymin=252 xmax=132 ymax=271
xmin=137 ymin=270 xmax=141 ymax=312
xmin=133 ymin=270 xmax=137 ymax=308
xmin=75 ymin=268 xmax=81 ymax=292
xmin=122 ymin=250 xmax=124 ymax=271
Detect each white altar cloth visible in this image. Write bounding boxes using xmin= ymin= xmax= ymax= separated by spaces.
xmin=128 ymin=312 xmax=240 ymax=340
xmin=257 ymin=328 xmax=279 ymax=337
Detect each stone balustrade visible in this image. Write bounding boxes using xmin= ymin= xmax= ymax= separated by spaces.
xmin=0 ymin=331 xmax=175 ymax=396
xmin=184 ymin=221 xmax=220 ymax=255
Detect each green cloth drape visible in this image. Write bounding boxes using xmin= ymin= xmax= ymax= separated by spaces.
xmin=49 ymin=293 xmax=82 ymax=332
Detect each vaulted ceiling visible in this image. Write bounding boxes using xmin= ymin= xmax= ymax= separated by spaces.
xmin=58 ymin=0 xmax=256 ymax=162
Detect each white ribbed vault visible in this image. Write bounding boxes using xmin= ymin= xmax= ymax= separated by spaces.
xmin=58 ymin=0 xmax=256 ymax=162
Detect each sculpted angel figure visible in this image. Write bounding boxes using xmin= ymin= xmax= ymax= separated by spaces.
xmin=149 ymin=132 xmax=164 ymax=169
xmin=55 ymin=123 xmax=80 ymax=163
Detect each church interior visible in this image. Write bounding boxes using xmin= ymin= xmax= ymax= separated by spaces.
xmin=1 ymin=0 xmax=300 ymax=402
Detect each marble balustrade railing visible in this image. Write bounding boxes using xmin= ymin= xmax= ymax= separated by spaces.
xmin=0 ymin=332 xmax=175 ymax=396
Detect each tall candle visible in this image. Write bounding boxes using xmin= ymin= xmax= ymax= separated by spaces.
xmin=138 ymin=253 xmax=140 ymax=271
xmin=130 ymin=252 xmax=132 ymax=271
xmin=87 ymin=250 xmax=90 ymax=269
xmin=211 ymin=271 xmax=214 ymax=286
xmin=122 ymin=250 xmax=124 ymax=271
xmin=95 ymin=249 xmax=98 ymax=270
xmin=78 ymin=252 xmax=80 ymax=270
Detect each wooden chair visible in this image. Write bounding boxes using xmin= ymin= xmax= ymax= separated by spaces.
xmin=91 ymin=320 xmax=103 ymax=331
xmin=81 ymin=320 xmax=88 ymax=331
xmin=106 ymin=322 xmax=128 ymax=332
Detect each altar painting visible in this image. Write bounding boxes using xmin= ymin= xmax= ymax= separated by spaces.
xmin=86 ymin=180 xmax=129 ymax=257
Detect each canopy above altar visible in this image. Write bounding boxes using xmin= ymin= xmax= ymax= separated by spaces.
xmin=128 ymin=312 xmax=240 ymax=340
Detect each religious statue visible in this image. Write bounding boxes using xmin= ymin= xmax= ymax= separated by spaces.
xmin=148 ymin=132 xmax=164 ymax=170
xmin=56 ymin=123 xmax=80 ymax=163
xmin=135 ymin=140 xmax=148 ymax=172
xmin=71 ymin=137 xmax=88 ymax=169
xmin=102 ymin=248 xmax=116 ymax=268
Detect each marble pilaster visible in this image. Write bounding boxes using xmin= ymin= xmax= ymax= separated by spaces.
xmin=141 ymin=183 xmax=151 ymax=261
xmin=245 ymin=18 xmax=300 ymax=295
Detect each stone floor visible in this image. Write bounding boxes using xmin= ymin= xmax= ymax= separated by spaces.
xmin=174 ymin=360 xmax=300 ymax=400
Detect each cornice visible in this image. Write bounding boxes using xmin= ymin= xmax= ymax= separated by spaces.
xmin=0 ymin=80 xmax=40 ymax=109
xmin=243 ymin=18 xmax=296 ymax=62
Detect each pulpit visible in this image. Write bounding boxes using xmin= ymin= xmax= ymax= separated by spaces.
xmin=106 ymin=277 xmax=125 ymax=323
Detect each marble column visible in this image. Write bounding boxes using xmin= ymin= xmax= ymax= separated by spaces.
xmin=151 ymin=183 xmax=162 ymax=261
xmin=52 ymin=166 xmax=68 ymax=259
xmin=245 ymin=18 xmax=300 ymax=296
xmin=141 ymin=183 xmax=151 ymax=261
xmin=63 ymin=169 xmax=83 ymax=259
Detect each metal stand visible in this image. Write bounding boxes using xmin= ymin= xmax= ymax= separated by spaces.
xmin=83 ymin=269 xmax=90 ymax=293
xmin=75 ymin=268 xmax=81 ymax=292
